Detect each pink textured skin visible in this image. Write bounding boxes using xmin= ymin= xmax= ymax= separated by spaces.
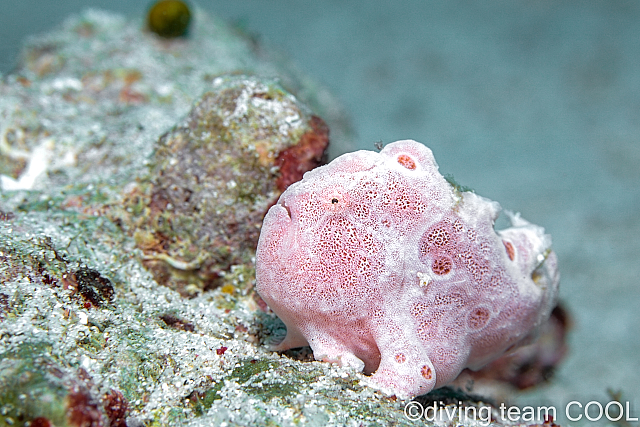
xmin=256 ymin=140 xmax=559 ymax=398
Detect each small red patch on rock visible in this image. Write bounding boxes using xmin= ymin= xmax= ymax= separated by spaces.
xmin=160 ymin=314 xmax=195 ymax=332
xmin=104 ymin=389 xmax=129 ymax=427
xmin=275 ymin=115 xmax=329 ymax=192
xmin=66 ymin=388 xmax=102 ymax=427
xmin=29 ymin=418 xmax=52 ymax=427
xmin=216 ymin=346 xmax=228 ymax=355
xmin=0 ymin=210 xmax=15 ymax=221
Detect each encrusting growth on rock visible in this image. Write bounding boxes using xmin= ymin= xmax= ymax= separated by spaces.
xmin=114 ymin=75 xmax=329 ymax=296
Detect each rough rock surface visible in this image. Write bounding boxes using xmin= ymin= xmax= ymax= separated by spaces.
xmin=112 ymin=75 xmax=329 ymax=295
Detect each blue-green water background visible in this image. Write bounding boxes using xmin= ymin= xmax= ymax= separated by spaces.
xmin=1 ymin=0 xmax=638 ymax=422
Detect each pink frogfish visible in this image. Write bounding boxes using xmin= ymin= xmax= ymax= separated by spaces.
xmin=256 ymin=139 xmax=559 ymax=398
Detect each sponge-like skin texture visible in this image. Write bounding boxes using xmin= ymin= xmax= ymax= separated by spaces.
xmin=256 ymin=140 xmax=559 ymax=399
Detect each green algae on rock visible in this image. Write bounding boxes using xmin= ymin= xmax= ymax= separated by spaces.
xmin=111 ymin=75 xmax=329 ymax=296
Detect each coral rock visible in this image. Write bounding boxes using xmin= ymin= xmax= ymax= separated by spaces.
xmin=256 ymin=139 xmax=559 ymax=398
xmin=119 ymin=75 xmax=330 ymax=295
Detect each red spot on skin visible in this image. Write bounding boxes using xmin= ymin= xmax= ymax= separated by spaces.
xmin=216 ymin=346 xmax=228 ymax=355
xmin=395 ymin=353 xmax=407 ymax=363
xmin=468 ymin=307 xmax=490 ymax=329
xmin=397 ymin=154 xmax=416 ymax=170
xmin=503 ymin=240 xmax=515 ymax=261
xmin=421 ymin=365 xmax=433 ymax=379
xmin=430 ymin=229 xmax=449 ymax=247
xmin=431 ymin=257 xmax=453 ymax=275
xmin=275 ymin=115 xmax=330 ymax=192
